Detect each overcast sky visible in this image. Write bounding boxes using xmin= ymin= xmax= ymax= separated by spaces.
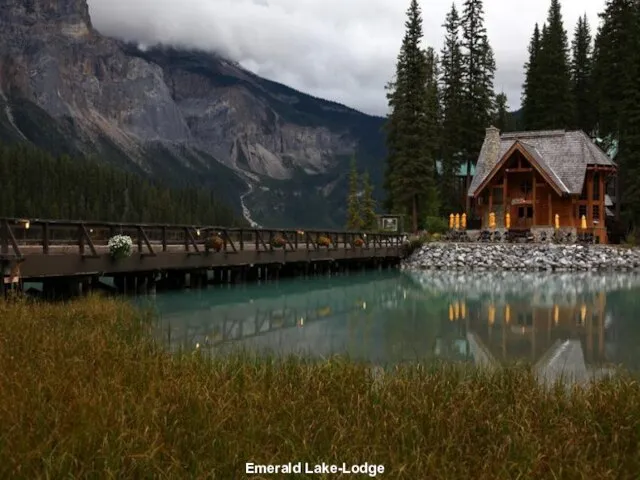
xmin=87 ymin=0 xmax=607 ymax=117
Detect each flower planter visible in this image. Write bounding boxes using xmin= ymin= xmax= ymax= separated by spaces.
xmin=317 ymin=236 xmax=332 ymax=247
xmin=107 ymin=235 xmax=133 ymax=260
xmin=270 ymin=235 xmax=286 ymax=249
xmin=352 ymin=238 xmax=365 ymax=247
xmin=205 ymin=235 xmax=224 ymax=252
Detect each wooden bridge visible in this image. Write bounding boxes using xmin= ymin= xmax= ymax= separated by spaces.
xmin=1 ymin=218 xmax=406 ymax=288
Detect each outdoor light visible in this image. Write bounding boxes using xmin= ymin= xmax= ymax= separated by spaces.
xmin=23 ymin=220 xmax=30 ymax=230
xmin=196 ymin=229 xmax=201 ymax=236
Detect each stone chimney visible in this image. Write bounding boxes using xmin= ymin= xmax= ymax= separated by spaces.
xmin=483 ymin=125 xmax=501 ymax=170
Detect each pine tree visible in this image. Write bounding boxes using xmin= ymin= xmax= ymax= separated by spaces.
xmin=384 ymin=0 xmax=438 ymax=232
xmin=616 ymin=1 xmax=640 ymax=227
xmin=423 ymin=46 xmax=441 ymax=217
xmin=360 ymin=171 xmax=378 ymax=231
xmin=460 ymin=0 xmax=495 ymax=211
xmin=346 ymin=155 xmax=362 ymax=230
xmin=571 ymin=14 xmax=594 ymax=133
xmin=493 ymin=92 xmax=509 ymax=131
xmin=591 ymin=0 xmax=637 ymax=138
xmin=592 ymin=0 xmax=638 ymax=221
xmin=439 ymin=2 xmax=465 ymax=213
xmin=536 ymin=0 xmax=574 ymax=128
xmin=522 ymin=23 xmax=543 ymax=129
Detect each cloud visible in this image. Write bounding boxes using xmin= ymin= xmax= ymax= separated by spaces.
xmin=87 ymin=0 xmax=607 ymax=117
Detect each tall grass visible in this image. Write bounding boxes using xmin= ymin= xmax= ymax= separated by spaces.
xmin=1 ymin=295 xmax=640 ymax=478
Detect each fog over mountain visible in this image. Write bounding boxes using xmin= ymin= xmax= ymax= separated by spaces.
xmin=87 ymin=0 xmax=606 ymax=115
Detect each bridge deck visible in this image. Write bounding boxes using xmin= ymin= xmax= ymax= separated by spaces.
xmin=1 ymin=218 xmax=405 ymax=279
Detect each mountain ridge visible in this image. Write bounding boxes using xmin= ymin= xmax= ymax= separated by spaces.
xmin=0 ymin=0 xmax=388 ymax=228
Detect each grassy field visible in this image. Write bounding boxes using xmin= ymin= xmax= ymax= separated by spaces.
xmin=1 ymin=295 xmax=640 ymax=479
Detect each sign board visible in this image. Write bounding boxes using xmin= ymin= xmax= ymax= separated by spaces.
xmin=511 ymin=198 xmax=526 ymax=205
xmin=377 ymin=215 xmax=403 ymax=232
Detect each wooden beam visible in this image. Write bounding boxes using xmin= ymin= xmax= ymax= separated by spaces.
xmin=506 ymin=167 xmax=533 ymax=173
xmin=1 ymin=220 xmax=21 ymax=258
xmin=80 ymin=225 xmax=98 ymax=258
xmin=548 ymin=192 xmax=552 ymax=225
xmin=185 ymin=227 xmax=201 ymax=254
xmin=587 ymin=171 xmax=593 ymax=226
xmin=532 ymin=169 xmax=536 ymax=224
xmin=137 ymin=226 xmax=156 ymax=256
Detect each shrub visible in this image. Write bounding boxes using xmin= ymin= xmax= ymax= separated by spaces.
xmin=405 ymin=234 xmax=428 ymax=255
xmin=424 ymin=216 xmax=449 ymax=234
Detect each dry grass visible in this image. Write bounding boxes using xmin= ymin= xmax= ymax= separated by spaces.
xmin=1 ymin=295 xmax=640 ymax=479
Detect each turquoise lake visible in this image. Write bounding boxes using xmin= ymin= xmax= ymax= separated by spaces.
xmin=138 ymin=269 xmax=640 ymax=373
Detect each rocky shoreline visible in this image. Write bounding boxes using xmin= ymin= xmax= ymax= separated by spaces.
xmin=402 ymin=242 xmax=640 ymax=272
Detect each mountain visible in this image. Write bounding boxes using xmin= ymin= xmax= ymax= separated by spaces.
xmin=0 ymin=0 xmax=387 ymax=229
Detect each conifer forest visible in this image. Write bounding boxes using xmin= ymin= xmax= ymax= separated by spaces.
xmin=384 ymin=0 xmax=640 ymax=233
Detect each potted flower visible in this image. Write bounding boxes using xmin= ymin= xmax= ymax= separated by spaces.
xmin=107 ymin=234 xmax=133 ymax=260
xmin=352 ymin=237 xmax=365 ymax=247
xmin=205 ymin=234 xmax=224 ymax=252
xmin=318 ymin=235 xmax=332 ymax=247
xmin=270 ymin=235 xmax=286 ymax=248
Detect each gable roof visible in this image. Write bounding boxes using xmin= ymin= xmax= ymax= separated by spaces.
xmin=468 ymin=130 xmax=617 ymax=197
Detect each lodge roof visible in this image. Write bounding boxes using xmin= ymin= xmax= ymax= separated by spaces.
xmin=468 ymin=129 xmax=617 ymax=197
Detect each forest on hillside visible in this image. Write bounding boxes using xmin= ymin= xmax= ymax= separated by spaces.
xmin=0 ymin=143 xmax=245 ymax=226
xmin=384 ymin=0 xmax=639 ymax=232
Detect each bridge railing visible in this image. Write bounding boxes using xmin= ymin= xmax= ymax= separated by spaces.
xmin=0 ymin=218 xmax=406 ymax=258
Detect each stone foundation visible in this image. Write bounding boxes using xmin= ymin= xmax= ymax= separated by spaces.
xmin=403 ymin=242 xmax=640 ymax=272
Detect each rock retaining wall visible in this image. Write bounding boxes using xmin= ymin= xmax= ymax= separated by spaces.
xmin=403 ymin=242 xmax=640 ymax=272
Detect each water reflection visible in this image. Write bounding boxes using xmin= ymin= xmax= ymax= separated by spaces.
xmin=143 ymin=270 xmax=640 ymax=379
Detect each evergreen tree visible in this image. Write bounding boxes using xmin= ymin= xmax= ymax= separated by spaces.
xmin=493 ymin=92 xmax=509 ymax=131
xmin=439 ymin=3 xmax=465 ymax=213
xmin=522 ymin=23 xmax=544 ymax=129
xmin=0 ymin=142 xmax=244 ymax=227
xmin=615 ymin=1 xmax=640 ymax=227
xmin=591 ymin=0 xmax=637 ymax=137
xmin=592 ymin=0 xmax=638 ymax=221
xmin=360 ymin=171 xmax=378 ymax=231
xmin=460 ymin=0 xmax=495 ymax=211
xmin=384 ymin=0 xmax=438 ymax=232
xmin=346 ymin=156 xmax=362 ymax=230
xmin=571 ymin=14 xmax=594 ymax=133
xmin=536 ymin=0 xmax=574 ymax=128
xmin=423 ymin=46 xmax=441 ymax=217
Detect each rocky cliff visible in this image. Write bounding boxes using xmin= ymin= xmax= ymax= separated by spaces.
xmin=0 ymin=0 xmax=386 ymax=228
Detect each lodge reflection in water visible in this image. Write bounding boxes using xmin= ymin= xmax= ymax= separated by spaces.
xmin=445 ymin=292 xmax=607 ymax=366
xmin=145 ymin=271 xmax=627 ymax=367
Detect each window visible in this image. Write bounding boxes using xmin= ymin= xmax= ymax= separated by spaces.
xmin=517 ymin=311 xmax=533 ymax=326
xmin=578 ymin=205 xmax=587 ymax=219
xmin=518 ymin=207 xmax=525 ymax=218
xmin=527 ymin=206 xmax=533 ymax=218
xmin=520 ymin=180 xmax=532 ymax=195
xmin=593 ymin=173 xmax=600 ymax=200
xmin=593 ymin=205 xmax=600 ymax=221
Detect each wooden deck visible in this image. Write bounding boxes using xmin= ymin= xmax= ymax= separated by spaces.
xmin=1 ymin=218 xmax=406 ymax=279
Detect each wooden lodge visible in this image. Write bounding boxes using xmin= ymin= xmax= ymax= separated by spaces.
xmin=467 ymin=127 xmax=618 ymax=243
